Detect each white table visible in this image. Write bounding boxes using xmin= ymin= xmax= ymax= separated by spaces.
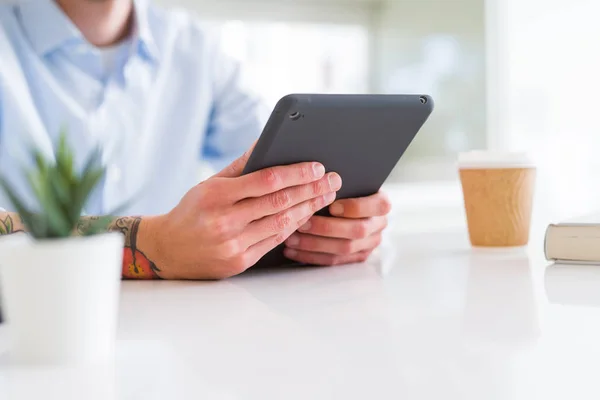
xmin=2 ymin=185 xmax=600 ymax=400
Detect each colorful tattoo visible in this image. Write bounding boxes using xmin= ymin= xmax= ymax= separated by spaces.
xmin=0 ymin=212 xmax=161 ymax=280
xmin=108 ymin=217 xmax=162 ymax=280
xmin=0 ymin=214 xmax=24 ymax=235
xmin=75 ymin=216 xmax=101 ymax=235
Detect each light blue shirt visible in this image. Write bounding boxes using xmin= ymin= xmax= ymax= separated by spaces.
xmin=0 ymin=0 xmax=266 ymax=215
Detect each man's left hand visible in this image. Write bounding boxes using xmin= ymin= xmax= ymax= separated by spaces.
xmin=283 ymin=191 xmax=391 ymax=266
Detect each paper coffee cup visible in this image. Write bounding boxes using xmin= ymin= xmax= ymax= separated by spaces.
xmin=458 ymin=151 xmax=536 ymax=247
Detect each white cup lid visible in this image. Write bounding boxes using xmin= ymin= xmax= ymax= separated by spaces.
xmin=458 ymin=151 xmax=535 ymax=169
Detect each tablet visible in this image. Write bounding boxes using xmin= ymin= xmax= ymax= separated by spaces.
xmin=243 ymin=94 xmax=434 ymax=267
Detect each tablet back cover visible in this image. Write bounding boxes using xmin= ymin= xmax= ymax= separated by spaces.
xmin=243 ymin=94 xmax=434 ymax=267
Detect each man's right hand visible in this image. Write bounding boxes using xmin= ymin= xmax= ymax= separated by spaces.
xmin=140 ymin=148 xmax=342 ymax=279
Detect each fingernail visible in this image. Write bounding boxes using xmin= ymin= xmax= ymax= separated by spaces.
xmin=299 ymin=221 xmax=311 ymax=232
xmin=328 ymin=173 xmax=342 ymax=190
xmin=286 ymin=234 xmax=300 ymax=246
xmin=313 ymin=163 xmax=325 ymax=178
xmin=330 ymin=202 xmax=344 ymax=216
xmin=324 ymin=192 xmax=336 ymax=204
xmin=284 ymin=248 xmax=297 ymax=258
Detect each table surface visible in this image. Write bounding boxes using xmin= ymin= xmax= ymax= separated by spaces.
xmin=2 ymin=184 xmax=600 ymax=400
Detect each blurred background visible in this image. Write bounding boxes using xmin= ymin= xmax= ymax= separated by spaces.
xmin=158 ymin=0 xmax=599 ymax=228
xmin=158 ymin=0 xmax=487 ymax=183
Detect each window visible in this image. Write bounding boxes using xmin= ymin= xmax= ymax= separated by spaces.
xmin=157 ymin=0 xmax=372 ymax=109
xmin=217 ymin=20 xmax=369 ymax=109
xmin=159 ymin=0 xmax=488 ymax=183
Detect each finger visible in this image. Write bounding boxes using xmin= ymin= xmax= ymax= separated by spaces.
xmin=214 ymin=223 xmax=301 ymax=278
xmin=243 ymin=212 xmax=327 ymax=267
xmin=285 ymin=232 xmax=382 ymax=256
xmin=229 ymin=162 xmax=327 ymax=201
xmin=235 ymin=172 xmax=342 ymax=223
xmin=283 ymin=248 xmax=373 ymax=266
xmin=297 ymin=215 xmax=388 ymax=240
xmin=296 ymin=215 xmax=312 ymax=229
xmin=214 ymin=141 xmax=257 ymax=178
xmin=329 ymin=191 xmax=392 ymax=219
xmin=241 ymin=192 xmax=337 ymax=249
xmin=243 ymin=227 xmax=298 ymax=268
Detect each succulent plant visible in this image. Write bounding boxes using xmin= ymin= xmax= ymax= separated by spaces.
xmin=0 ymin=130 xmax=112 ymax=239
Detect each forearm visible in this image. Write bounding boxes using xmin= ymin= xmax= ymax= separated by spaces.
xmin=0 ymin=212 xmax=162 ymax=280
xmin=0 ymin=212 xmax=25 ymax=234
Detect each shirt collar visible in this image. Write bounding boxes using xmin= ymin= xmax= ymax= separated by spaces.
xmin=17 ymin=0 xmax=83 ymax=56
xmin=17 ymin=0 xmax=158 ymax=64
xmin=131 ymin=0 xmax=159 ymax=63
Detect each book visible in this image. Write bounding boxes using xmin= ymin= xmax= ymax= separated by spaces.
xmin=545 ymin=213 xmax=600 ymax=263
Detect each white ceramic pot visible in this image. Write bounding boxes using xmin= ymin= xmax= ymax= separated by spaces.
xmin=0 ymin=232 xmax=124 ymax=365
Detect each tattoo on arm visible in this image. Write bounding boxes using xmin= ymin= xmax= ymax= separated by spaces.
xmin=107 ymin=217 xmax=162 ymax=280
xmin=75 ymin=216 xmax=100 ymax=235
xmin=0 ymin=214 xmax=25 ymax=235
xmin=1 ymin=213 xmax=161 ymax=280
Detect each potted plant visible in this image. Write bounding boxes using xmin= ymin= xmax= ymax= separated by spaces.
xmin=0 ymin=133 xmax=124 ymax=365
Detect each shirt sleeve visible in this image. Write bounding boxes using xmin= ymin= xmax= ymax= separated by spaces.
xmin=201 ymin=36 xmax=269 ymax=172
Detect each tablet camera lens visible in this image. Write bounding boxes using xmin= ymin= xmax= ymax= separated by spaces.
xmin=419 ymin=96 xmax=428 ymax=105
xmin=289 ymin=111 xmax=301 ymax=121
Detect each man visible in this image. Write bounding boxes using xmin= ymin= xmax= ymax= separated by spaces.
xmin=0 ymin=0 xmax=391 ymax=279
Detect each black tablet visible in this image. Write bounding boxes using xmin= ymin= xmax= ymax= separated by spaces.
xmin=243 ymin=94 xmax=434 ymax=267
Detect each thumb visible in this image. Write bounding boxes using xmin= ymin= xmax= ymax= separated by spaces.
xmin=214 ymin=141 xmax=257 ymax=178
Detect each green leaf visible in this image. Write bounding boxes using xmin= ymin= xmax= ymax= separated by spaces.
xmin=56 ymin=130 xmax=74 ymax=181
xmin=0 ymin=128 xmax=112 ymax=240
xmin=49 ymin=168 xmax=72 ymax=213
xmin=0 ymin=177 xmax=40 ymax=237
xmin=25 ymin=171 xmax=46 ymax=204
xmin=68 ymin=148 xmax=104 ymax=220
xmin=0 ymin=220 xmax=7 ymax=235
xmin=26 ymin=214 xmax=49 ymax=239
xmin=32 ymin=151 xmax=49 ymax=178
xmin=70 ymin=167 xmax=105 ymax=222
xmin=56 ymin=130 xmax=67 ymax=163
xmin=4 ymin=216 xmax=12 ymax=233
xmin=82 ymin=148 xmax=102 ymax=177
xmin=25 ymin=171 xmax=71 ymax=237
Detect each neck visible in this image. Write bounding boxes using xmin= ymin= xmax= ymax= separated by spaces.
xmin=55 ymin=0 xmax=134 ymax=47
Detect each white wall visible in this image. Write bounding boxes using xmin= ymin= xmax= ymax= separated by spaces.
xmin=374 ymin=0 xmax=487 ymax=180
xmin=157 ymin=0 xmax=600 ymax=201
xmin=155 ymin=0 xmax=488 ymax=182
xmin=487 ymin=0 xmax=600 ymax=218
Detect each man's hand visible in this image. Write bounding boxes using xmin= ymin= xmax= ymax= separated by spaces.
xmin=282 ymin=192 xmax=391 ymax=266
xmin=141 ymin=147 xmax=342 ymax=280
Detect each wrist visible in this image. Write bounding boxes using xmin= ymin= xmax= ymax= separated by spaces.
xmin=137 ymin=214 xmax=163 ymax=259
xmin=136 ymin=214 xmax=170 ymax=279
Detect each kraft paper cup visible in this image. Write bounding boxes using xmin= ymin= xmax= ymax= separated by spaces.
xmin=458 ymin=151 xmax=536 ymax=247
